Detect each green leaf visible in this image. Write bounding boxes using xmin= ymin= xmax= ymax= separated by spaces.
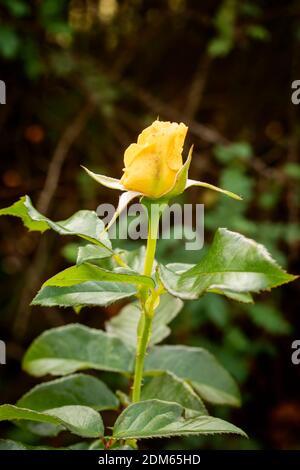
xmin=0 ymin=404 xmax=103 ymax=438
xmin=113 ymin=400 xmax=246 ymax=439
xmin=141 ymin=372 xmax=207 ymax=415
xmin=31 ymin=282 xmax=136 ymax=308
xmin=22 ymin=324 xmax=134 ymax=377
xmin=77 ymin=246 xmax=146 ymax=272
xmin=88 ymin=440 xmax=105 ymax=450
xmin=284 ymin=163 xmax=300 ymax=180
xmin=0 ymin=196 xmax=48 ymax=231
xmin=159 ymin=263 xmax=253 ymax=303
xmin=67 ymin=442 xmax=91 ymax=450
xmin=106 ymin=294 xmax=183 ymax=347
xmin=40 ymin=262 xmax=155 ymax=290
xmin=3 ymin=0 xmax=31 ymax=17
xmin=247 ymin=304 xmax=291 ymax=335
xmin=116 ymin=246 xmax=146 ymax=272
xmin=213 ymin=142 xmax=252 ymax=163
xmin=17 ymin=374 xmax=118 ymax=411
xmin=33 ymin=261 xmax=154 ymax=308
xmin=0 ymin=26 xmax=20 ymax=58
xmin=0 ymin=195 xmax=112 ymax=251
xmin=81 ymin=167 xmax=125 ymax=191
xmin=145 ymin=345 xmax=240 ymax=406
xmin=158 ymin=228 xmax=297 ymax=300
xmin=33 ymin=442 xmax=90 ymax=450
xmin=185 ymin=180 xmax=242 ymax=200
xmin=16 ymin=374 xmax=118 ymax=437
xmin=207 ymin=288 xmax=253 ymax=303
xmin=207 ymin=0 xmax=236 ymax=58
xmin=246 ymin=25 xmax=270 ymax=41
xmin=0 ymin=439 xmax=89 ymax=450
xmin=0 ymin=439 xmax=27 ymax=450
xmin=63 ymin=242 xmax=81 ymax=263
xmin=208 ymin=37 xmax=233 ymax=57
xmin=77 ymin=244 xmax=112 ymax=264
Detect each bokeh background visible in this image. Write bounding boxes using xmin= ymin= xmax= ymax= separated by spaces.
xmin=0 ymin=0 xmax=300 ymax=450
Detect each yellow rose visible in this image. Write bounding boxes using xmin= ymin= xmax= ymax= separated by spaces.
xmin=120 ymin=120 xmax=188 ymax=198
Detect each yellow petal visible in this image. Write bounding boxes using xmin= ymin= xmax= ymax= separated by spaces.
xmin=121 ymin=120 xmax=188 ymax=198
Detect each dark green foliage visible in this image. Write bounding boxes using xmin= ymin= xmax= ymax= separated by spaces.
xmin=0 ymin=0 xmax=299 ymax=451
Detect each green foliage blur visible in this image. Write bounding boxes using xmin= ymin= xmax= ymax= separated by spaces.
xmin=0 ymin=0 xmax=299 ymax=450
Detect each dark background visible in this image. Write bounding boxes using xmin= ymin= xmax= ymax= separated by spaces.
xmin=0 ymin=0 xmax=299 ymax=449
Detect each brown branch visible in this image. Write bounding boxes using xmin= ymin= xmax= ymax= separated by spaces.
xmin=77 ymin=54 xmax=288 ymax=183
xmin=13 ymin=101 xmax=94 ymax=340
xmin=184 ymin=54 xmax=212 ymax=121
xmin=132 ymin=84 xmax=288 ymax=182
xmin=135 ymin=85 xmax=228 ymax=145
xmin=37 ymin=101 xmax=94 ymax=214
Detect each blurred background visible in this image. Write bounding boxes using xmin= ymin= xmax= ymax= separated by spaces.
xmin=0 ymin=0 xmax=300 ymax=450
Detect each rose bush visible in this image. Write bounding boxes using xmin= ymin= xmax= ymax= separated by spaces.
xmin=0 ymin=121 xmax=297 ymax=450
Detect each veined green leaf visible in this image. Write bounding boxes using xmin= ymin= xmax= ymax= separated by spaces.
xmin=32 ymin=282 xmax=136 ymax=308
xmin=77 ymin=244 xmax=112 ymax=264
xmin=16 ymin=374 xmax=118 ymax=437
xmin=0 ymin=195 xmax=112 ymax=251
xmin=22 ymin=324 xmax=134 ymax=377
xmin=113 ymin=400 xmax=246 ymax=439
xmin=141 ymin=372 xmax=207 ymax=415
xmin=206 ymin=288 xmax=253 ymax=303
xmin=0 ymin=404 xmax=103 ymax=438
xmin=0 ymin=196 xmax=48 ymax=232
xmin=32 ymin=261 xmax=153 ymax=309
xmin=77 ymin=246 xmax=146 ymax=273
xmin=106 ymin=294 xmax=183 ymax=347
xmin=41 ymin=263 xmax=155 ymax=290
xmin=17 ymin=374 xmax=118 ymax=411
xmin=159 ymin=262 xmax=253 ymax=303
xmin=115 ymin=246 xmax=147 ymax=273
xmin=158 ymin=228 xmax=297 ymax=300
xmin=145 ymin=345 xmax=240 ymax=406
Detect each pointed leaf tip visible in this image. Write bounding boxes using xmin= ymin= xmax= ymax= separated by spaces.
xmin=81 ymin=166 xmax=125 ymax=191
xmin=186 ymin=179 xmax=242 ymax=200
xmin=113 ymin=400 xmax=246 ymax=439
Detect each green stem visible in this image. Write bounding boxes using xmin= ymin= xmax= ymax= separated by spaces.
xmin=113 ymin=253 xmax=128 ymax=269
xmin=131 ymin=313 xmax=152 ymax=403
xmin=131 ymin=202 xmax=161 ymax=403
xmin=143 ymin=223 xmax=158 ymax=277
